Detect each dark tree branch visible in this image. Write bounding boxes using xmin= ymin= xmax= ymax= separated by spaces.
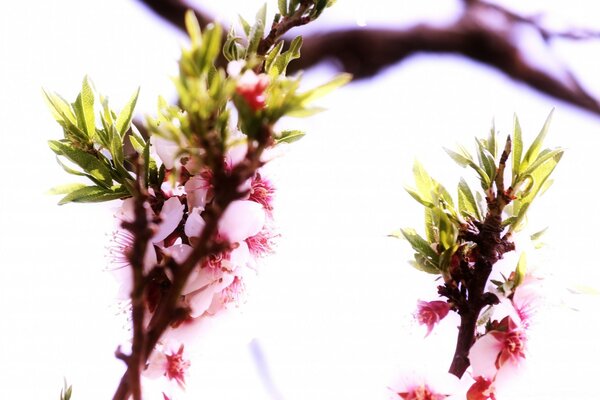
xmin=135 ymin=0 xmax=600 ymax=117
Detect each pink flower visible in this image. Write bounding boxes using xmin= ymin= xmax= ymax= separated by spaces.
xmin=144 ymin=343 xmax=191 ymax=389
xmin=249 ymin=173 xmax=275 ymax=214
xmin=219 ymin=200 xmax=265 ymax=243
xmin=466 ymin=376 xmax=496 ymax=400
xmin=511 ymin=275 xmax=543 ymax=328
xmin=236 ymin=70 xmax=269 ymax=111
xmin=390 ymin=371 xmax=458 ymax=400
xmin=469 ymin=316 xmax=527 ymax=379
xmin=246 ymin=227 xmax=277 ymax=258
xmin=415 ymin=300 xmax=450 ymax=337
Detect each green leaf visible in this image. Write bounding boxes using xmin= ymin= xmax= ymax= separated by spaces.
xmin=458 ymin=178 xmax=481 ymax=220
xmin=410 ymin=254 xmax=439 ymax=274
xmin=48 ymin=183 xmax=87 ymax=195
xmin=269 ymin=36 xmax=303 ymax=76
xmin=57 ymin=185 xmax=128 ymax=205
xmin=185 ymin=10 xmax=202 ymax=45
xmin=129 ymin=132 xmax=146 ymax=154
xmin=116 ymin=87 xmax=140 ymax=138
xmin=444 ymin=147 xmax=470 ymax=167
xmin=405 ymin=186 xmax=434 ymax=208
xmin=435 ymin=208 xmax=457 ymax=250
xmin=73 ymin=76 xmax=96 ymax=138
xmin=475 ymin=138 xmax=496 ymax=182
xmin=197 ymin=24 xmax=223 ymax=75
xmin=486 ymin=121 xmax=497 ymax=158
xmin=276 ymin=129 xmax=305 ymax=144
xmin=298 ymin=73 xmax=352 ymax=104
xmin=43 ymin=89 xmax=78 ymax=127
xmin=399 ymin=228 xmax=439 ymax=262
xmin=445 ymin=146 xmax=491 ymax=189
xmin=311 ymin=0 xmax=328 ymax=18
xmin=513 ymin=252 xmax=527 ymax=289
xmin=265 ymin=40 xmax=284 ymax=73
xmin=412 ymin=160 xmax=434 ymax=203
xmin=248 ymin=4 xmax=267 ymax=54
xmin=520 ymin=148 xmax=563 ymax=178
xmin=512 ymin=114 xmax=523 ymax=180
xmin=278 ymin=0 xmax=288 ymax=15
xmin=48 ymin=140 xmax=112 ymax=188
xmin=522 ymin=109 xmax=554 ymax=170
xmin=238 ymin=14 xmax=252 ymax=37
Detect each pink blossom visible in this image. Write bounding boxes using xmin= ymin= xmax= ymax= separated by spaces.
xmin=150 ymin=135 xmax=181 ymax=170
xmin=466 ymin=376 xmax=496 ymax=400
xmin=246 ymin=227 xmax=277 ymax=258
xmin=390 ymin=372 xmax=458 ymax=400
xmin=184 ymin=174 xmax=211 ymax=210
xmin=144 ymin=343 xmax=191 ymax=389
xmin=511 ymin=275 xmax=543 ymax=328
xmin=415 ymin=300 xmax=451 ymax=337
xmin=249 ymin=173 xmax=275 ymax=213
xmin=152 ymin=197 xmax=184 ymax=243
xmin=236 ymin=70 xmax=269 ymax=111
xmin=219 ymin=200 xmax=265 ymax=243
xmin=469 ymin=316 xmax=527 ymax=379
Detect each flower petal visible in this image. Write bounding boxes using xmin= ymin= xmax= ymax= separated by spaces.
xmin=219 ymin=200 xmax=265 ymax=243
xmin=184 ymin=207 xmax=206 ymax=238
xmin=469 ymin=334 xmax=503 ymax=379
xmin=152 ymin=197 xmax=184 ymax=243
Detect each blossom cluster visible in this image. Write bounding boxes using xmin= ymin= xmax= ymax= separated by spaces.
xmin=108 ymin=69 xmax=276 ymax=397
xmin=393 ymin=257 xmax=543 ymax=400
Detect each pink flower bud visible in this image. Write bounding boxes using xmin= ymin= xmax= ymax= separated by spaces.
xmin=415 ymin=300 xmax=450 ymax=337
xmin=467 ymin=376 xmax=496 ymax=400
xmin=236 ymin=70 xmax=269 ymax=111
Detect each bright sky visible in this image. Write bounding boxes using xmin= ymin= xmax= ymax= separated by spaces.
xmin=1 ymin=1 xmax=600 ymax=399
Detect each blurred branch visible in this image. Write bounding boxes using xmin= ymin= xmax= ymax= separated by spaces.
xmin=135 ymin=0 xmax=600 ymax=116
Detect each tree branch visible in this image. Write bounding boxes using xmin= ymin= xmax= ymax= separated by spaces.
xmin=135 ymin=0 xmax=600 ymax=117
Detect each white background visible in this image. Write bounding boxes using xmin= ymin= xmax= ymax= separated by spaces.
xmin=1 ymin=0 xmax=600 ymax=398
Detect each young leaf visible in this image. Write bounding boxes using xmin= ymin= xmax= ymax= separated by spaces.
xmin=73 ymin=76 xmax=96 ymax=139
xmin=399 ymin=228 xmax=439 ymax=262
xmin=43 ymin=89 xmax=78 ymax=127
xmin=48 ymin=183 xmax=87 ymax=195
xmin=116 ymin=87 xmax=140 ymax=138
xmin=275 ymin=129 xmax=305 ymax=144
xmin=405 ymin=186 xmax=435 ymax=208
xmin=521 ymin=109 xmax=554 ymax=170
xmin=513 ymin=252 xmax=527 ymax=289
xmin=512 ymin=114 xmax=523 ymax=180
xmin=238 ymin=14 xmax=252 ymax=37
xmin=457 ymin=178 xmax=481 ymax=220
xmin=57 ymin=185 xmax=128 ymax=205
xmin=48 ymin=140 xmax=113 ymax=188
xmin=298 ymin=73 xmax=352 ymax=104
xmin=247 ymin=4 xmax=267 ymax=55
xmin=185 ymin=10 xmax=202 ymax=45
xmin=278 ymin=0 xmax=288 ymax=16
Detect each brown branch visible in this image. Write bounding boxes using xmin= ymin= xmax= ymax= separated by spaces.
xmin=446 ymin=137 xmax=514 ymax=378
xmin=135 ymin=0 xmax=600 ymax=117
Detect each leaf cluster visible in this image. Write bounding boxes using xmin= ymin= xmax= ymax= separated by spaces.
xmin=47 ymin=6 xmax=350 ymax=203
xmin=397 ymin=113 xmax=563 ymax=275
xmin=45 ymin=77 xmax=141 ymax=204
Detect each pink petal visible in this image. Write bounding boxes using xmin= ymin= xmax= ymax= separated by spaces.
xmin=151 ymin=135 xmax=179 ymax=170
xmin=182 ymin=265 xmax=223 ymax=295
xmin=219 ymin=200 xmax=265 ymax=243
xmin=152 ymin=197 xmax=184 ymax=243
xmin=469 ymin=334 xmax=503 ymax=379
xmin=186 ymin=273 xmax=234 ymax=317
xmin=184 ymin=207 xmax=206 ymax=238
xmin=184 ymin=175 xmax=210 ymax=210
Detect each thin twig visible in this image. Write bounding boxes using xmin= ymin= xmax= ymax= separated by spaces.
xmin=135 ymin=0 xmax=600 ymax=117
